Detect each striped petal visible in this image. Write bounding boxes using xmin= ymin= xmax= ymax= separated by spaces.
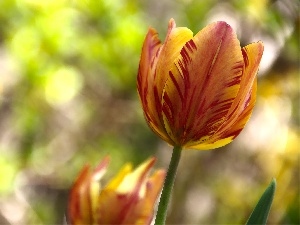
xmin=97 ymin=158 xmax=158 ymax=224
xmin=68 ymin=165 xmax=92 ymax=224
xmin=68 ymin=158 xmax=164 ymax=225
xmin=188 ymin=42 xmax=263 ymax=150
xmin=187 ymin=80 xmax=257 ymax=150
xmin=123 ymin=170 xmax=166 ymax=225
xmin=162 ymin=21 xmax=244 ymax=146
xmin=137 ymin=19 xmax=193 ymax=145
xmin=68 ymin=157 xmax=109 ymax=224
xmin=137 ymin=26 xmax=164 ymax=140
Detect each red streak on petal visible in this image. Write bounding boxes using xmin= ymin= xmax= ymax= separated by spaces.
xmin=242 ymin=48 xmax=249 ymax=67
xmin=168 ymin=71 xmax=184 ymax=103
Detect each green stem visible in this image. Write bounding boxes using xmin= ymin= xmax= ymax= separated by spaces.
xmin=155 ymin=145 xmax=182 ymax=225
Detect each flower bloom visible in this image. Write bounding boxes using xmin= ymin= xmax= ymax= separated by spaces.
xmin=137 ymin=18 xmax=264 ymax=150
xmin=67 ymin=157 xmax=165 ymax=225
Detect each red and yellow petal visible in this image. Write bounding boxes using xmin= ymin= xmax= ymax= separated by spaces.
xmin=154 ymin=18 xmax=193 ymax=102
xmin=123 ymin=170 xmax=166 ymax=225
xmin=68 ymin=157 xmax=110 ymax=224
xmin=224 ymin=42 xmax=263 ymax=122
xmin=187 ymin=42 xmax=263 ymax=150
xmin=115 ymin=158 xmax=156 ymax=195
xmin=187 ymin=81 xmax=257 ymax=150
xmin=68 ymin=165 xmax=91 ymax=224
xmin=137 ymin=27 xmax=165 ymax=140
xmin=137 ymin=19 xmax=194 ymax=146
xmin=97 ymin=158 xmax=160 ymax=224
xmin=162 ymin=21 xmax=244 ymax=146
xmin=68 ymin=157 xmax=164 ymax=225
xmin=105 ymin=163 xmax=132 ymax=190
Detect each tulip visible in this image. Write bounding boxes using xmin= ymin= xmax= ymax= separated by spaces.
xmin=137 ymin=18 xmax=264 ymax=150
xmin=67 ymin=157 xmax=165 ymax=225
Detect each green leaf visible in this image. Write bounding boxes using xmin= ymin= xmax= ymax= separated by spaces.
xmin=246 ymin=178 xmax=276 ymax=225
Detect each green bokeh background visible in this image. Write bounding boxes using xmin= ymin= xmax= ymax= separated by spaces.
xmin=0 ymin=0 xmax=299 ymax=224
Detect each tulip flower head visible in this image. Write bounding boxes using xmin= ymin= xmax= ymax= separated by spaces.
xmin=137 ymin=18 xmax=264 ymax=150
xmin=67 ymin=157 xmax=165 ymax=225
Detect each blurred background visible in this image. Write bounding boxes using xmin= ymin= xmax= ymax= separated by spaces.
xmin=0 ymin=0 xmax=299 ymax=224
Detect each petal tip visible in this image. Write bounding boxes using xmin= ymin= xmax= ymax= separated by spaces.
xmin=143 ymin=157 xmax=156 ymax=169
xmin=148 ymin=27 xmax=158 ymax=36
xmin=207 ymin=21 xmax=235 ymax=39
xmin=168 ymin=18 xmax=176 ymax=28
xmin=257 ymin=41 xmax=264 ymax=52
xmin=215 ymin=21 xmax=232 ymax=29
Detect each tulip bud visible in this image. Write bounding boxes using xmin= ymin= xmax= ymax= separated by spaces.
xmin=67 ymin=157 xmax=165 ymax=225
